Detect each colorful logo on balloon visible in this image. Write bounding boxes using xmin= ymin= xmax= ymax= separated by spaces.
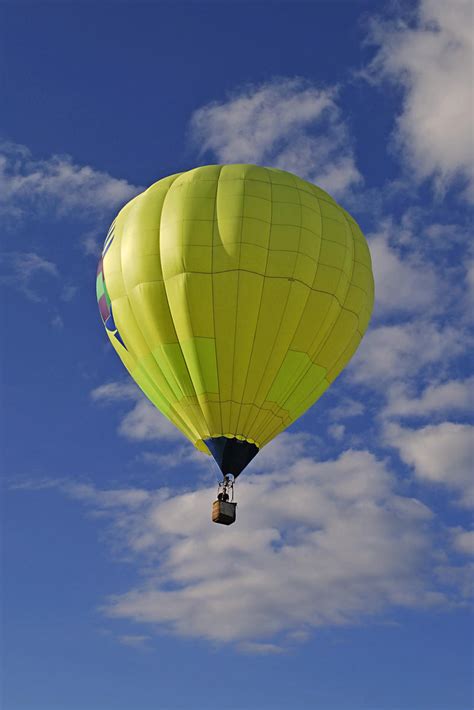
xmin=96 ymin=227 xmax=127 ymax=350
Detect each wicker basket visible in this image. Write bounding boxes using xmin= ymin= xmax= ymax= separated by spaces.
xmin=212 ymin=500 xmax=237 ymax=525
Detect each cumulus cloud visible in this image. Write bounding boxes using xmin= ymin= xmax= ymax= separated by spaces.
xmin=91 ymin=381 xmax=182 ymax=443
xmin=386 ymin=422 xmax=474 ymax=508
xmin=435 ymin=561 xmax=474 ymax=600
xmin=424 ymin=222 xmax=472 ymax=250
xmin=247 ymin=431 xmax=317 ymax=473
xmin=190 ymin=78 xmax=361 ymax=197
xmin=466 ymin=260 xmax=474 ymax=300
xmin=384 ymin=377 xmax=474 ymax=419
xmin=328 ymin=396 xmax=365 ymax=420
xmin=450 ymin=528 xmax=474 ymax=556
xmin=368 ymin=0 xmax=474 ymax=200
xmin=63 ymin=445 xmax=446 ymax=647
xmin=117 ymin=634 xmax=152 ymax=650
xmin=67 ymin=482 xmax=152 ymax=510
xmin=0 ymin=141 xmax=140 ymax=219
xmin=0 ymin=251 xmax=58 ymax=301
xmin=117 ymin=400 xmax=183 ymax=443
xmin=350 ymin=320 xmax=468 ymax=387
xmin=368 ymin=230 xmax=439 ymax=316
xmin=81 ymin=230 xmax=102 ymax=257
xmin=91 ymin=382 xmax=139 ymax=402
xmin=140 ymin=447 xmax=204 ymax=471
xmin=238 ymin=642 xmax=285 ymax=655
xmin=328 ymin=424 xmax=345 ymax=441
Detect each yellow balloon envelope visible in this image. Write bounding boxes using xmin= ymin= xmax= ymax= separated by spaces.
xmin=96 ymin=165 xmax=374 ymax=477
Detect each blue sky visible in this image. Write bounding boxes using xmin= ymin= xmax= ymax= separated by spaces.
xmin=1 ymin=1 xmax=473 ymax=709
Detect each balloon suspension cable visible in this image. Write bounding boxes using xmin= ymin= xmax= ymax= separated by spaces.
xmin=216 ymin=474 xmax=235 ymax=503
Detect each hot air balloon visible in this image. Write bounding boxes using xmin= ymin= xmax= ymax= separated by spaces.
xmin=96 ymin=165 xmax=374 ymax=524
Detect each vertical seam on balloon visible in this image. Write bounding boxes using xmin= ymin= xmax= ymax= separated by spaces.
xmin=133 ymin=181 xmax=199 ymax=439
xmin=252 ymin=200 xmax=350 ymax=442
xmin=119 ymin=181 xmax=203 ymax=438
xmin=227 ymin=169 xmax=247 ymax=436
xmin=251 ymin=187 xmax=325 ymax=444
xmin=114 ymin=199 xmax=144 ymax=359
xmin=158 ymin=180 xmax=196 ymax=408
xmin=258 ymin=416 xmax=291 ymax=448
xmin=212 ymin=165 xmax=225 ymax=437
xmin=239 ymin=171 xmax=308 ymax=439
xmin=115 ymin=193 xmax=190 ymax=432
xmin=301 ymin=210 xmax=354 ymax=358
xmin=237 ymin=171 xmax=296 ymax=439
xmin=291 ymin=376 xmax=331 ymax=416
xmin=271 ymin=209 xmax=358 ymax=425
xmin=231 ymin=167 xmax=272 ymax=438
xmin=259 ymin=377 xmax=331 ymax=446
xmin=164 ymin=172 xmax=235 ymax=439
xmin=182 ymin=175 xmax=223 ymax=437
xmin=144 ymin=188 xmax=210 ymax=440
xmin=160 ymin=178 xmax=211 ymax=438
xmin=326 ymin=329 xmax=362 ymax=382
xmin=141 ymin=177 xmax=194 ymax=405
xmin=321 ymin=220 xmax=374 ymax=382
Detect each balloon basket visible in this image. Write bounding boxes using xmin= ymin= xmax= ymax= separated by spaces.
xmin=212 ymin=500 xmax=237 ymax=526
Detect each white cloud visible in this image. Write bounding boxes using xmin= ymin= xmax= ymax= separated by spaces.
xmin=118 ymin=400 xmax=182 ymax=443
xmin=350 ymin=320 xmax=467 ymax=387
xmin=51 ymin=314 xmax=64 ymax=329
xmin=0 ymin=250 xmax=78 ymax=307
xmin=8 ymin=477 xmax=64 ymax=492
xmin=368 ymin=0 xmax=474 ymax=200
xmin=384 ymin=377 xmax=474 ymax=419
xmin=190 ymin=78 xmax=361 ymax=198
xmin=328 ymin=424 xmax=345 ymax=441
xmin=434 ymin=561 xmax=474 ymax=600
xmin=91 ymin=381 xmax=138 ymax=402
xmin=141 ymin=446 xmax=204 ymax=471
xmin=0 ymin=141 xmax=140 ymax=219
xmin=466 ymin=260 xmax=474 ymax=299
xmin=0 ymin=251 xmax=58 ymax=301
xmin=117 ymin=634 xmax=151 ymax=650
xmin=81 ymin=230 xmax=102 ymax=257
xmin=450 ymin=528 xmax=474 ymax=556
xmin=63 ymin=445 xmax=445 ymax=647
xmin=368 ymin=230 xmax=439 ymax=316
xmin=60 ymin=284 xmax=77 ymax=302
xmin=67 ymin=483 xmax=152 ymax=510
xmin=424 ymin=222 xmax=471 ymax=249
xmin=328 ymin=396 xmax=365 ymax=420
xmin=238 ymin=642 xmax=285 ymax=655
xmin=91 ymin=381 xmax=182 ymax=442
xmin=386 ymin=422 xmax=474 ymax=507
xmin=247 ymin=431 xmax=316 ymax=473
